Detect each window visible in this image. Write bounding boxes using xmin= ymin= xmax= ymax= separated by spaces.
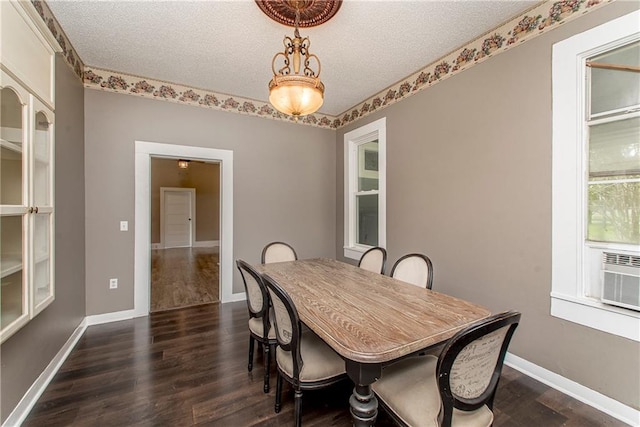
xmin=344 ymin=118 xmax=386 ymax=260
xmin=552 ymin=10 xmax=639 ymax=342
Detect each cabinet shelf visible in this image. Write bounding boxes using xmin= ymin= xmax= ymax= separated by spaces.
xmin=1 ymin=255 xmax=23 ymax=279
xmin=1 ymin=138 xmax=23 ymax=153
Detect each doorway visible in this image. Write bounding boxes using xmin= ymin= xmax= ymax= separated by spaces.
xmin=134 ymin=141 xmax=240 ymax=319
xmin=150 ymin=159 xmax=219 ymax=312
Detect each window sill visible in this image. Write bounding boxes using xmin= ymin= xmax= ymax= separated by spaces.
xmin=344 ymin=246 xmax=366 ymax=261
xmin=550 ymin=293 xmax=640 ymax=342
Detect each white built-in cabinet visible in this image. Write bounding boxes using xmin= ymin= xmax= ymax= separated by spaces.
xmin=1 ymin=0 xmax=60 ymax=343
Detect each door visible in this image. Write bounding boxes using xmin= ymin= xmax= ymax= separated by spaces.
xmin=161 ymin=188 xmax=195 ymax=248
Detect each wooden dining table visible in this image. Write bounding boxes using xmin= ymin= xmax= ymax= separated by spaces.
xmin=256 ymin=258 xmax=491 ymax=426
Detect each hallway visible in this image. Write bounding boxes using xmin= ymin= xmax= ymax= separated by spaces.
xmin=150 ymin=246 xmax=219 ymax=312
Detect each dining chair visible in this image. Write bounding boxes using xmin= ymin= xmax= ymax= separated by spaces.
xmin=261 ymin=241 xmax=298 ymax=264
xmin=390 ymin=253 xmax=434 ymax=289
xmin=358 ymin=246 xmax=387 ymax=274
xmin=262 ymin=274 xmax=347 ymax=427
xmin=236 ymin=259 xmax=277 ymax=393
xmin=372 ymin=311 xmax=521 ymax=427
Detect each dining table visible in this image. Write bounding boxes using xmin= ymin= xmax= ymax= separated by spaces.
xmin=256 ymin=257 xmax=491 ymax=426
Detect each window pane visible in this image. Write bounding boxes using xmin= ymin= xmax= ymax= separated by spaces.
xmin=589 ymin=117 xmax=640 ymax=178
xmin=590 ymin=41 xmax=640 ymax=115
xmin=358 ymin=140 xmax=378 ymax=191
xmin=587 ymin=181 xmax=640 ymax=244
xmin=356 ymin=194 xmax=378 ymax=246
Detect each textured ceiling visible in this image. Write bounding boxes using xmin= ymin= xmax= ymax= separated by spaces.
xmin=46 ymin=0 xmax=540 ymax=116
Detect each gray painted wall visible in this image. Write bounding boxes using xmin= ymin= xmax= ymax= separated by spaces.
xmin=84 ymin=91 xmax=336 ymax=315
xmin=150 ymin=158 xmax=220 ymax=244
xmin=1 ymin=55 xmax=86 ymax=422
xmin=336 ymin=1 xmax=640 ymax=409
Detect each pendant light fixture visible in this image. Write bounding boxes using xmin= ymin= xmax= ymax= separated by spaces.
xmin=257 ymin=0 xmax=341 ymax=119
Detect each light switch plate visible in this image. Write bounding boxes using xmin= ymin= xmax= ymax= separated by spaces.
xmin=120 ymin=221 xmax=128 ymax=231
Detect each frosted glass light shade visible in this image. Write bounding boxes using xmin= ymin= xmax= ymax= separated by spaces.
xmin=269 ymin=75 xmax=324 ymax=117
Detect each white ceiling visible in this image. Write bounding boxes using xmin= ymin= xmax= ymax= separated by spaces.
xmin=46 ymin=0 xmax=540 ymax=116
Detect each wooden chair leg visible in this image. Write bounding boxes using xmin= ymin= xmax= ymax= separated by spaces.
xmin=294 ymin=388 xmax=303 ymax=427
xmin=263 ymin=342 xmax=270 ymax=393
xmin=275 ymin=373 xmax=283 ymax=413
xmin=248 ymin=336 xmax=255 ymax=372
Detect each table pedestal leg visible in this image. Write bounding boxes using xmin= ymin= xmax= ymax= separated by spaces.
xmin=349 ymin=384 xmax=377 ymax=426
xmin=346 ymin=361 xmax=381 ymax=427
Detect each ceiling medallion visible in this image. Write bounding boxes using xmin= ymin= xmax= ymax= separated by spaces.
xmin=256 ymin=0 xmax=342 ymax=28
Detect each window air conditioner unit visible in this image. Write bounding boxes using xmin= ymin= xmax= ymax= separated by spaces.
xmin=601 ymin=252 xmax=640 ymax=312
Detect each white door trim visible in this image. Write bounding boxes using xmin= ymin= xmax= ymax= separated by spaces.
xmin=160 ymin=187 xmax=196 ymax=248
xmin=135 ymin=141 xmax=240 ymax=317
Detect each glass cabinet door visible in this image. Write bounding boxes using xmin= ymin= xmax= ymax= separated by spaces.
xmin=1 ymin=86 xmax=25 ymax=206
xmin=32 ymin=213 xmax=53 ymax=311
xmin=30 ymin=100 xmax=55 ymax=314
xmin=32 ymin=106 xmax=53 ymax=207
xmin=1 ymin=215 xmax=27 ymax=334
xmin=1 ymin=75 xmax=30 ymax=339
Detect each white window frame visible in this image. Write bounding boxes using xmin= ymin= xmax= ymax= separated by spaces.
xmin=551 ymin=10 xmax=640 ymax=342
xmin=344 ymin=117 xmax=386 ymax=260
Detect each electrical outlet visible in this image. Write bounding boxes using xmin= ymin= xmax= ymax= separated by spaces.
xmin=109 ymin=278 xmax=118 ymax=289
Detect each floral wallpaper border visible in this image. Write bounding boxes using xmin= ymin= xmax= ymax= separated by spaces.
xmin=334 ymin=0 xmax=614 ymax=128
xmin=82 ymin=67 xmax=339 ymax=129
xmin=31 ymin=0 xmax=84 ymax=79
xmin=36 ymin=0 xmax=614 ymax=129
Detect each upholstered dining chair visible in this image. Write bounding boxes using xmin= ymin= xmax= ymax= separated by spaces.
xmin=390 ymin=253 xmax=434 ymax=289
xmin=358 ymin=246 xmax=387 ymax=274
xmin=236 ymin=259 xmax=277 ymax=393
xmin=262 ymin=274 xmax=347 ymax=427
xmin=372 ymin=311 xmax=521 ymax=427
xmin=261 ymin=241 xmax=298 ymax=264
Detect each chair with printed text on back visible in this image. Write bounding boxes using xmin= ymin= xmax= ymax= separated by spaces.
xmin=372 ymin=311 xmax=521 ymax=427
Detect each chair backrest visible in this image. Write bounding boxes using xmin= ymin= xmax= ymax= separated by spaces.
xmin=436 ymin=311 xmax=521 ymax=426
xmin=261 ymin=241 xmax=298 ymax=264
xmin=358 ymin=246 xmax=387 ymax=274
xmin=262 ymin=274 xmax=304 ymax=379
xmin=390 ymin=253 xmax=434 ymax=289
xmin=236 ymin=259 xmax=269 ymax=322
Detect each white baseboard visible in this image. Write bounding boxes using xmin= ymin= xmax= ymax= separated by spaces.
xmin=505 ymin=353 xmax=639 ymax=426
xmin=192 ymin=240 xmax=219 ymax=248
xmin=2 ymin=319 xmax=87 ymax=427
xmin=85 ymin=309 xmax=136 ymax=326
xmin=151 ymin=241 xmax=219 ymax=249
xmin=222 ymin=291 xmax=246 ymax=303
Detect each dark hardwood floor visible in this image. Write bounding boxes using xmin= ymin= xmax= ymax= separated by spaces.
xmin=150 ymin=247 xmax=219 ymax=312
xmin=23 ymin=303 xmax=627 ymax=426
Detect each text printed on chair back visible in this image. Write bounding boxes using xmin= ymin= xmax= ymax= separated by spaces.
xmin=437 ymin=311 xmax=521 ymax=425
